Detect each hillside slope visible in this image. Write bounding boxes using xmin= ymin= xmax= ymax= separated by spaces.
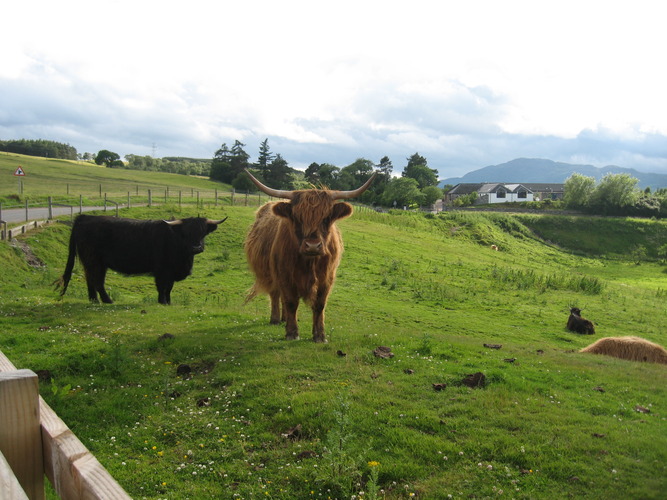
xmin=0 ymin=206 xmax=665 ymax=499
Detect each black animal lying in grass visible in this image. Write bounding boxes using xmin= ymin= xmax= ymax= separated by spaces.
xmin=567 ymin=307 xmax=595 ymax=335
xmin=54 ymin=214 xmax=226 ymax=304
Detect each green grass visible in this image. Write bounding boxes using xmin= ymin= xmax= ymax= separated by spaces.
xmin=1 ymin=197 xmax=666 ymax=498
xmin=0 ymin=151 xmax=232 ymax=207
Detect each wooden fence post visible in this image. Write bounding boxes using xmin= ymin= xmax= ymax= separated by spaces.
xmin=0 ymin=369 xmax=45 ymax=500
xmin=0 ymin=450 xmax=29 ymax=499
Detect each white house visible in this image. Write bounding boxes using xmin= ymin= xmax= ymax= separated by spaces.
xmin=445 ymin=183 xmax=535 ymax=204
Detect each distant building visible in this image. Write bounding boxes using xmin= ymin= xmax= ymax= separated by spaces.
xmin=444 ymin=183 xmax=564 ymax=205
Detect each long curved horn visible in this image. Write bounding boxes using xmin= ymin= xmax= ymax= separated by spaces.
xmin=207 ymin=217 xmax=228 ymax=225
xmin=245 ymin=169 xmax=294 ymax=199
xmin=331 ymin=172 xmax=378 ymax=200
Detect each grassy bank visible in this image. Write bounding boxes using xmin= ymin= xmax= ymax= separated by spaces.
xmin=0 ymin=203 xmax=666 ymax=499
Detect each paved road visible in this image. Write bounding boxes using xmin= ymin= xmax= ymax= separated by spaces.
xmin=0 ymin=205 xmax=110 ymax=224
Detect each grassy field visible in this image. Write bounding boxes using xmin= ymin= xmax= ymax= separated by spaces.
xmin=0 ymin=157 xmax=666 ymax=499
xmin=0 ymin=151 xmax=229 ymax=207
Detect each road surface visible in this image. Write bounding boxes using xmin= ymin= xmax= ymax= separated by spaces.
xmin=0 ymin=205 xmax=109 ymax=224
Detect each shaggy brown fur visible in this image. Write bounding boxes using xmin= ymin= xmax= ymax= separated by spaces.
xmin=580 ymin=336 xmax=667 ymax=364
xmin=567 ymin=307 xmax=595 ymax=335
xmin=244 ymin=191 xmax=351 ymax=342
xmin=244 ymin=170 xmax=375 ymax=342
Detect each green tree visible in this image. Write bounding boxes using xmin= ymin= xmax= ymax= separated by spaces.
xmin=256 ymin=138 xmax=275 ymax=173
xmin=406 ymin=152 xmax=428 ymax=169
xmin=421 ymin=185 xmax=443 ymax=206
xmin=563 ymin=173 xmax=596 ymax=209
xmin=265 ymin=154 xmax=293 ymax=189
xmin=318 ymin=164 xmax=341 ymax=188
xmin=402 ymin=153 xmax=438 ymax=189
xmin=210 ymin=143 xmax=232 ymax=183
xmin=304 ymin=162 xmax=321 ymax=184
xmin=403 ymin=164 xmax=438 ymax=189
xmin=588 ymin=173 xmax=639 ymax=215
xmin=95 ymin=150 xmax=121 ymax=168
xmin=232 ymin=171 xmax=258 ymax=192
xmin=339 ymin=159 xmax=374 ymax=189
xmin=381 ymin=177 xmax=424 ymax=208
xmin=210 ymin=141 xmax=248 ymax=184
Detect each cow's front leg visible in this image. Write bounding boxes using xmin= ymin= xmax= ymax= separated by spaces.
xmin=155 ymin=277 xmax=174 ymax=305
xmin=311 ymin=286 xmax=330 ymax=343
xmin=87 ymin=267 xmax=112 ymax=303
xmin=282 ymin=290 xmax=300 ymax=340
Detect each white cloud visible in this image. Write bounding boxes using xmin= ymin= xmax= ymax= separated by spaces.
xmin=1 ymin=0 xmax=666 ymax=178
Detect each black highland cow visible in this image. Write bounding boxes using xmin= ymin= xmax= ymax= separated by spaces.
xmin=567 ymin=307 xmax=595 ymax=335
xmin=55 ymin=215 xmax=226 ymax=304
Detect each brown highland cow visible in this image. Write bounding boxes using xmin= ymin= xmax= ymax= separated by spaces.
xmin=244 ymin=169 xmax=376 ymax=342
xmin=580 ymin=336 xmax=667 ymax=364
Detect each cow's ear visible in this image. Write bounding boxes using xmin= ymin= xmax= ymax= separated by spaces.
xmin=331 ymin=202 xmax=353 ymax=221
xmin=272 ymin=202 xmax=292 ymax=219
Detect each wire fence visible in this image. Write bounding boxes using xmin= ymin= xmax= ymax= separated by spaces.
xmin=0 ymin=187 xmax=272 ymax=240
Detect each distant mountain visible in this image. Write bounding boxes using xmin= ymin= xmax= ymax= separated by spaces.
xmin=440 ymin=158 xmax=667 ymax=190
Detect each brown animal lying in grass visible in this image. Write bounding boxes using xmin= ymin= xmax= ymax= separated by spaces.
xmin=580 ymin=336 xmax=667 ymax=364
xmin=567 ymin=307 xmax=595 ymax=334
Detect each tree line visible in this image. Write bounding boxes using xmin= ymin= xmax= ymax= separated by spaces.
xmin=209 ymin=139 xmax=443 ymax=208
xmin=12 ymin=137 xmax=667 ymax=215
xmin=563 ymin=172 xmax=667 ymax=218
xmin=0 ymin=139 xmax=78 ymax=160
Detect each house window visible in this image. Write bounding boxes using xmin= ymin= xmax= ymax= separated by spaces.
xmin=518 ymin=190 xmax=527 ymax=199
xmin=497 ymin=190 xmax=506 ymax=198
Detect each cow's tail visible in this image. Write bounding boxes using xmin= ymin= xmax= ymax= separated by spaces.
xmin=53 ymin=227 xmax=78 ymax=296
xmin=244 ymin=285 xmax=258 ymax=304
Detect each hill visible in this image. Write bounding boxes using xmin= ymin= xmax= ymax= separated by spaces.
xmin=1 ymin=203 xmax=666 ymax=499
xmin=441 ymin=158 xmax=667 ymax=190
xmin=0 ymin=151 xmax=229 ymax=202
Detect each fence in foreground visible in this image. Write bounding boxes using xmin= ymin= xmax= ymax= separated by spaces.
xmin=0 ymin=350 xmax=131 ymax=499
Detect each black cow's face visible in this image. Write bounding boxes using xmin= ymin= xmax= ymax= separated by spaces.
xmin=166 ymin=217 xmax=226 ymax=254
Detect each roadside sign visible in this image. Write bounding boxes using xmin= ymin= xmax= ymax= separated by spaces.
xmin=14 ymin=166 xmax=26 ymax=176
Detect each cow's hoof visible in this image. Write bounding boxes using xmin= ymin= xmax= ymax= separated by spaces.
xmin=285 ymin=333 xmax=300 ymax=340
xmin=313 ymin=337 xmax=328 ymax=343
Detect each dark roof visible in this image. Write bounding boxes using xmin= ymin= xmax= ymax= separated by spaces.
xmin=446 ymin=182 xmax=539 ymax=195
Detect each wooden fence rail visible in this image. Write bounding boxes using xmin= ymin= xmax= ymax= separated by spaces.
xmin=0 ymin=350 xmax=131 ymax=500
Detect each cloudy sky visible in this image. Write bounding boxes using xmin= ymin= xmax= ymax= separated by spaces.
xmin=2 ymin=0 xmax=666 ymax=179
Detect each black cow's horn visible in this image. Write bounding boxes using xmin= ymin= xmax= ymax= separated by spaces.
xmin=208 ymin=217 xmax=228 ymax=225
xmin=164 ymin=219 xmax=182 ymax=225
xmin=245 ymin=169 xmax=294 ymax=199
xmin=330 ymin=172 xmax=378 ymax=200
